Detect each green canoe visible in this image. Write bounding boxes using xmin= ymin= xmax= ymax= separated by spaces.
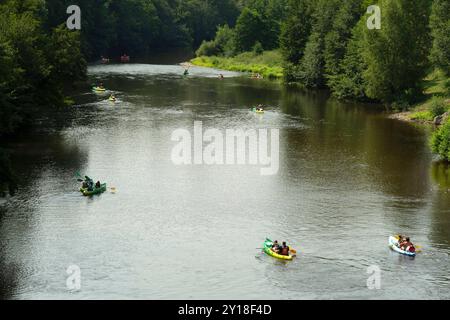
xmin=80 ymin=183 xmax=107 ymax=196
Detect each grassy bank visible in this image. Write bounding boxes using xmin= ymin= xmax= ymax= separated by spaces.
xmin=191 ymin=50 xmax=284 ymax=79
xmin=392 ymin=70 xmax=450 ymax=123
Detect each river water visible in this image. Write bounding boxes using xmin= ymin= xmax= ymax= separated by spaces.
xmin=1 ymin=64 xmax=449 ymax=300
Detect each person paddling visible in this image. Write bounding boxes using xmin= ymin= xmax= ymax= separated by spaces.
xmin=400 ymin=237 xmax=416 ymax=253
xmin=280 ymin=242 xmax=290 ymax=256
xmin=272 ymin=240 xmax=281 ymax=253
xmin=82 ymin=176 xmax=94 ymax=191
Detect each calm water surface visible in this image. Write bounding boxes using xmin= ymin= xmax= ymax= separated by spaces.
xmin=1 ymin=64 xmax=449 ymax=300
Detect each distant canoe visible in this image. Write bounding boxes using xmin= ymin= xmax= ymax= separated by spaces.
xmin=80 ymin=183 xmax=107 ymax=196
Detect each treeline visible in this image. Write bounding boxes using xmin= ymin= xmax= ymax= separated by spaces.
xmin=199 ymin=0 xmax=449 ymax=106
xmin=197 ymin=0 xmax=289 ymax=57
xmin=0 ymin=0 xmax=86 ymax=137
xmin=46 ymin=0 xmax=240 ymax=61
xmin=1 ymin=0 xmax=86 ymax=193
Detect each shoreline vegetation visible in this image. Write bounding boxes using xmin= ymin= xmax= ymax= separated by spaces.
xmin=191 ymin=0 xmax=449 ymax=161
xmin=192 ymin=55 xmax=450 ymax=125
xmin=388 ymin=70 xmax=450 ymax=125
xmin=191 ymin=50 xmax=284 ymax=80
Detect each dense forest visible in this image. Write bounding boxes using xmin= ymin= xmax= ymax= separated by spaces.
xmin=198 ymin=0 xmax=449 ymax=105
xmin=1 ymin=0 xmax=450 ymax=193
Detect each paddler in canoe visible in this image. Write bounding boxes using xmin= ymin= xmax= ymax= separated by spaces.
xmin=264 ymin=239 xmax=294 ymax=260
xmin=253 ymin=104 xmax=265 ymax=113
xmin=81 ymin=176 xmax=94 ymax=191
xmin=80 ymin=176 xmax=107 ymax=196
xmin=399 ymin=236 xmax=416 ymax=254
xmin=93 ymin=83 xmax=106 ymax=92
xmin=391 ymin=235 xmax=417 ymax=255
xmin=81 ymin=176 xmax=95 ymax=190
xmin=273 ymin=241 xmax=290 ymax=256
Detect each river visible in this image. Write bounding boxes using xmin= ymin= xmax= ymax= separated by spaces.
xmin=1 ymin=63 xmax=449 ymax=300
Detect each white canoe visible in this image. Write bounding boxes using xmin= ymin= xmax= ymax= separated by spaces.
xmin=389 ymin=236 xmax=416 ymax=257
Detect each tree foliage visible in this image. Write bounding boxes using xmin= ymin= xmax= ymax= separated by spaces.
xmin=432 ymin=119 xmax=450 ymax=161
xmin=430 ymin=0 xmax=450 ymax=75
xmin=280 ymin=0 xmax=314 ymax=65
xmin=197 ymin=0 xmax=288 ymax=57
xmin=362 ymin=0 xmax=433 ymax=104
xmin=0 ymin=0 xmax=87 ymax=136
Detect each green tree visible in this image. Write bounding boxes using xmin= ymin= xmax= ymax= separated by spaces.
xmin=431 ymin=119 xmax=450 ymax=161
xmin=327 ymin=20 xmax=367 ymax=101
xmin=280 ymin=0 xmax=314 ymax=64
xmin=214 ymin=25 xmax=236 ymax=56
xmin=294 ymin=0 xmax=339 ymax=88
xmin=196 ymin=24 xmax=236 ymax=57
xmin=243 ymin=0 xmax=288 ymax=49
xmin=0 ymin=0 xmax=87 ymax=135
xmin=234 ymin=8 xmax=265 ymax=52
xmin=430 ymin=0 xmax=450 ymax=75
xmin=362 ymin=0 xmax=433 ymax=104
xmin=178 ymin=0 xmax=239 ymax=47
xmin=324 ymin=0 xmax=363 ymax=81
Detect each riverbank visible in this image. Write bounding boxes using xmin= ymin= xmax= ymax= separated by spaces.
xmin=389 ymin=70 xmax=450 ymax=125
xmin=191 ymin=50 xmax=283 ymax=79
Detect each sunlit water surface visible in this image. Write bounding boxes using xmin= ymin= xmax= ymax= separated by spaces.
xmin=1 ymin=64 xmax=449 ymax=300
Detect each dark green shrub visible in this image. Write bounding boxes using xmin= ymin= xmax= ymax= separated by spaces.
xmin=252 ymin=42 xmax=264 ymax=55
xmin=431 ymin=119 xmax=450 ymax=161
xmin=430 ymin=97 xmax=447 ymax=118
xmin=196 ymin=40 xmax=219 ymax=57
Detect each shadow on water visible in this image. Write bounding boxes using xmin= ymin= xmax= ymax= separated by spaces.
xmin=280 ymin=87 xmax=431 ymax=198
xmin=429 ymin=162 xmax=450 ymax=247
xmin=431 ymin=161 xmax=450 ymax=190
xmin=0 ymin=207 xmax=19 ymax=300
xmin=0 ymin=130 xmax=88 ymax=298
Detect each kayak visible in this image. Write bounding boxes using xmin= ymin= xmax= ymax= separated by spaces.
xmin=92 ymin=87 xmax=106 ymax=92
xmin=263 ymin=238 xmax=294 ymax=261
xmin=109 ymin=98 xmax=116 ymax=102
xmin=389 ymin=236 xmax=416 ymax=257
xmin=80 ymin=183 xmax=107 ymax=196
xmin=252 ymin=108 xmax=265 ymax=114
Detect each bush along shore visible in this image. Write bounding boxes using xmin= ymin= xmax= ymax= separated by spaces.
xmin=191 ymin=50 xmax=284 ymax=80
xmin=191 ymin=0 xmax=450 ymax=162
